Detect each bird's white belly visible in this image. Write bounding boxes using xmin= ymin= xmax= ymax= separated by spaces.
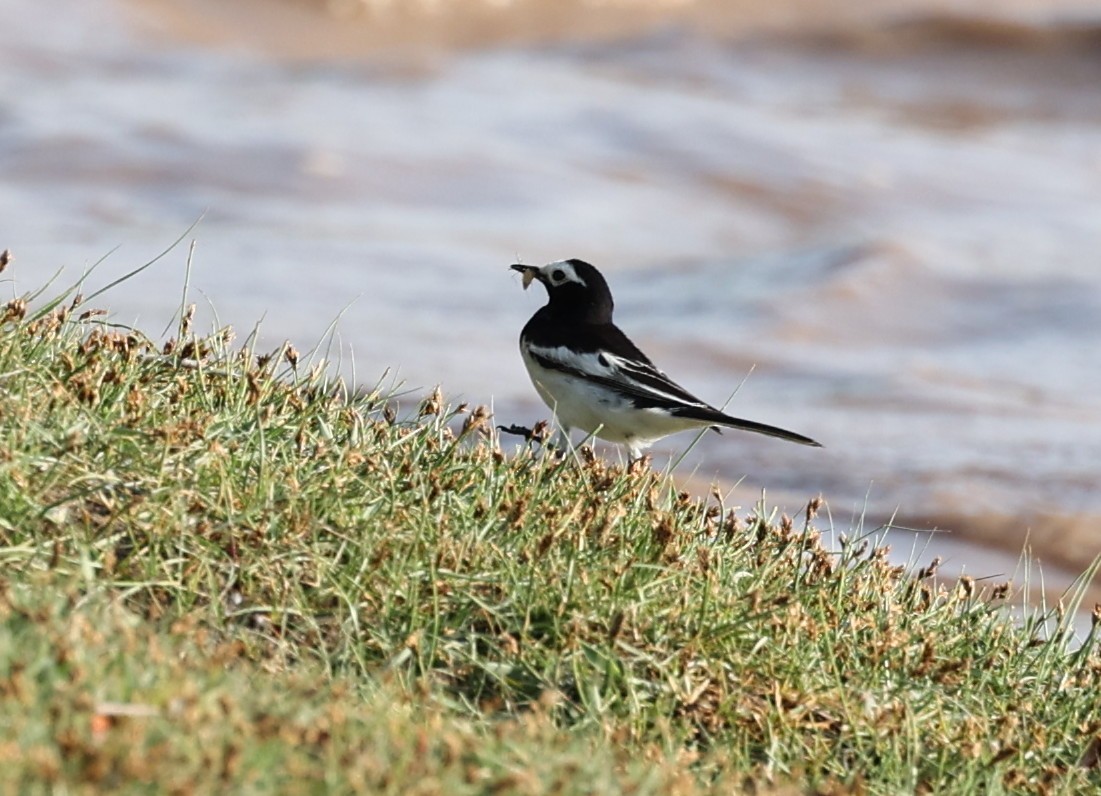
xmin=521 ymin=350 xmax=705 ymax=446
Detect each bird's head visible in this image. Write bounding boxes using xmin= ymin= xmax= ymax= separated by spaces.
xmin=510 ymin=259 xmax=613 ymax=322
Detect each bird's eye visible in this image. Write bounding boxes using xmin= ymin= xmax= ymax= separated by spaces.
xmin=551 ymin=269 xmax=565 ymax=282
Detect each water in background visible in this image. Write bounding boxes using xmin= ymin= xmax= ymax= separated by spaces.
xmin=2 ymin=0 xmax=1100 ymax=585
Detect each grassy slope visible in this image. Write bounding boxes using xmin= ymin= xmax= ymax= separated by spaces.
xmin=1 ymin=288 xmax=1099 ymax=794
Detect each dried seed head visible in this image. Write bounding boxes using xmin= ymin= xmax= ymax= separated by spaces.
xmin=125 ymin=385 xmax=145 ymax=415
xmin=917 ymin=557 xmax=942 ymax=580
xmin=246 ymin=372 xmax=262 ymax=403
xmin=530 ymin=419 xmax=551 ymax=444
xmin=721 ymin=509 xmax=741 ymax=540
xmin=177 ymin=340 xmax=200 ymax=360
xmin=652 ymin=516 xmax=676 ymax=548
xmin=181 ymin=303 xmax=196 ymax=337
xmin=2 ymin=298 xmax=27 ymax=324
xmin=71 ymin=374 xmax=99 ymax=405
xmin=383 ymin=404 xmax=397 ymax=425
xmin=806 ymin=495 xmax=823 ymax=522
xmin=461 ymin=405 xmax=491 ymax=437
xmin=0 ymin=249 xmax=10 ymax=272
xmin=284 ymin=343 xmax=299 ymax=368
xmin=958 ymin=575 xmax=975 ymax=599
xmin=419 ymin=386 xmax=443 ymax=417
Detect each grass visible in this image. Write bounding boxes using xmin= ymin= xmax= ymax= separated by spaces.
xmin=1 ymin=259 xmax=1100 ymax=794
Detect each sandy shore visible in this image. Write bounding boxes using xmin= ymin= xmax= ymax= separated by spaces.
xmin=121 ymin=0 xmax=1101 ymax=61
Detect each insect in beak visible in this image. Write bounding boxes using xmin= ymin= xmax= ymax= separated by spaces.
xmin=510 ymin=263 xmax=539 ymax=290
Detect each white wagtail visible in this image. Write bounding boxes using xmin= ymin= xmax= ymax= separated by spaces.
xmin=510 ymin=259 xmax=821 ymax=462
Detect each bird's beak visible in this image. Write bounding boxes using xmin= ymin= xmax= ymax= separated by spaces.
xmin=510 ymin=263 xmax=540 ymax=290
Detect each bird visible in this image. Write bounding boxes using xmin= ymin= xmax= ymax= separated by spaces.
xmin=509 ymin=258 xmax=821 ymax=462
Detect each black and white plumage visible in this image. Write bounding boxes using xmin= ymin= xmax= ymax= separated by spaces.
xmin=510 ymin=259 xmax=821 ymax=461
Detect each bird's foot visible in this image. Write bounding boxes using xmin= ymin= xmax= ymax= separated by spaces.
xmin=496 ymin=419 xmax=553 ymax=445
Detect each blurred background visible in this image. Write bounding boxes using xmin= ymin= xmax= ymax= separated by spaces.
xmin=2 ymin=0 xmax=1099 ymax=597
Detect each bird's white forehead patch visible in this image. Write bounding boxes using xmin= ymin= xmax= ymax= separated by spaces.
xmin=542 ymin=261 xmax=586 ymax=288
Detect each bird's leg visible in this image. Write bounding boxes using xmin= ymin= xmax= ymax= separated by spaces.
xmin=549 ymin=426 xmax=572 ymax=458
xmin=625 ymin=440 xmax=653 ymax=473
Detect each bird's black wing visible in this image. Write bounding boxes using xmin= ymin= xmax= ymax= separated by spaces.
xmin=525 ymin=324 xmax=822 ymax=447
xmin=524 ymin=320 xmax=715 ymax=413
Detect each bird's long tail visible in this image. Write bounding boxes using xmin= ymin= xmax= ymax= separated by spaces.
xmin=713 ymin=415 xmax=822 ymax=447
